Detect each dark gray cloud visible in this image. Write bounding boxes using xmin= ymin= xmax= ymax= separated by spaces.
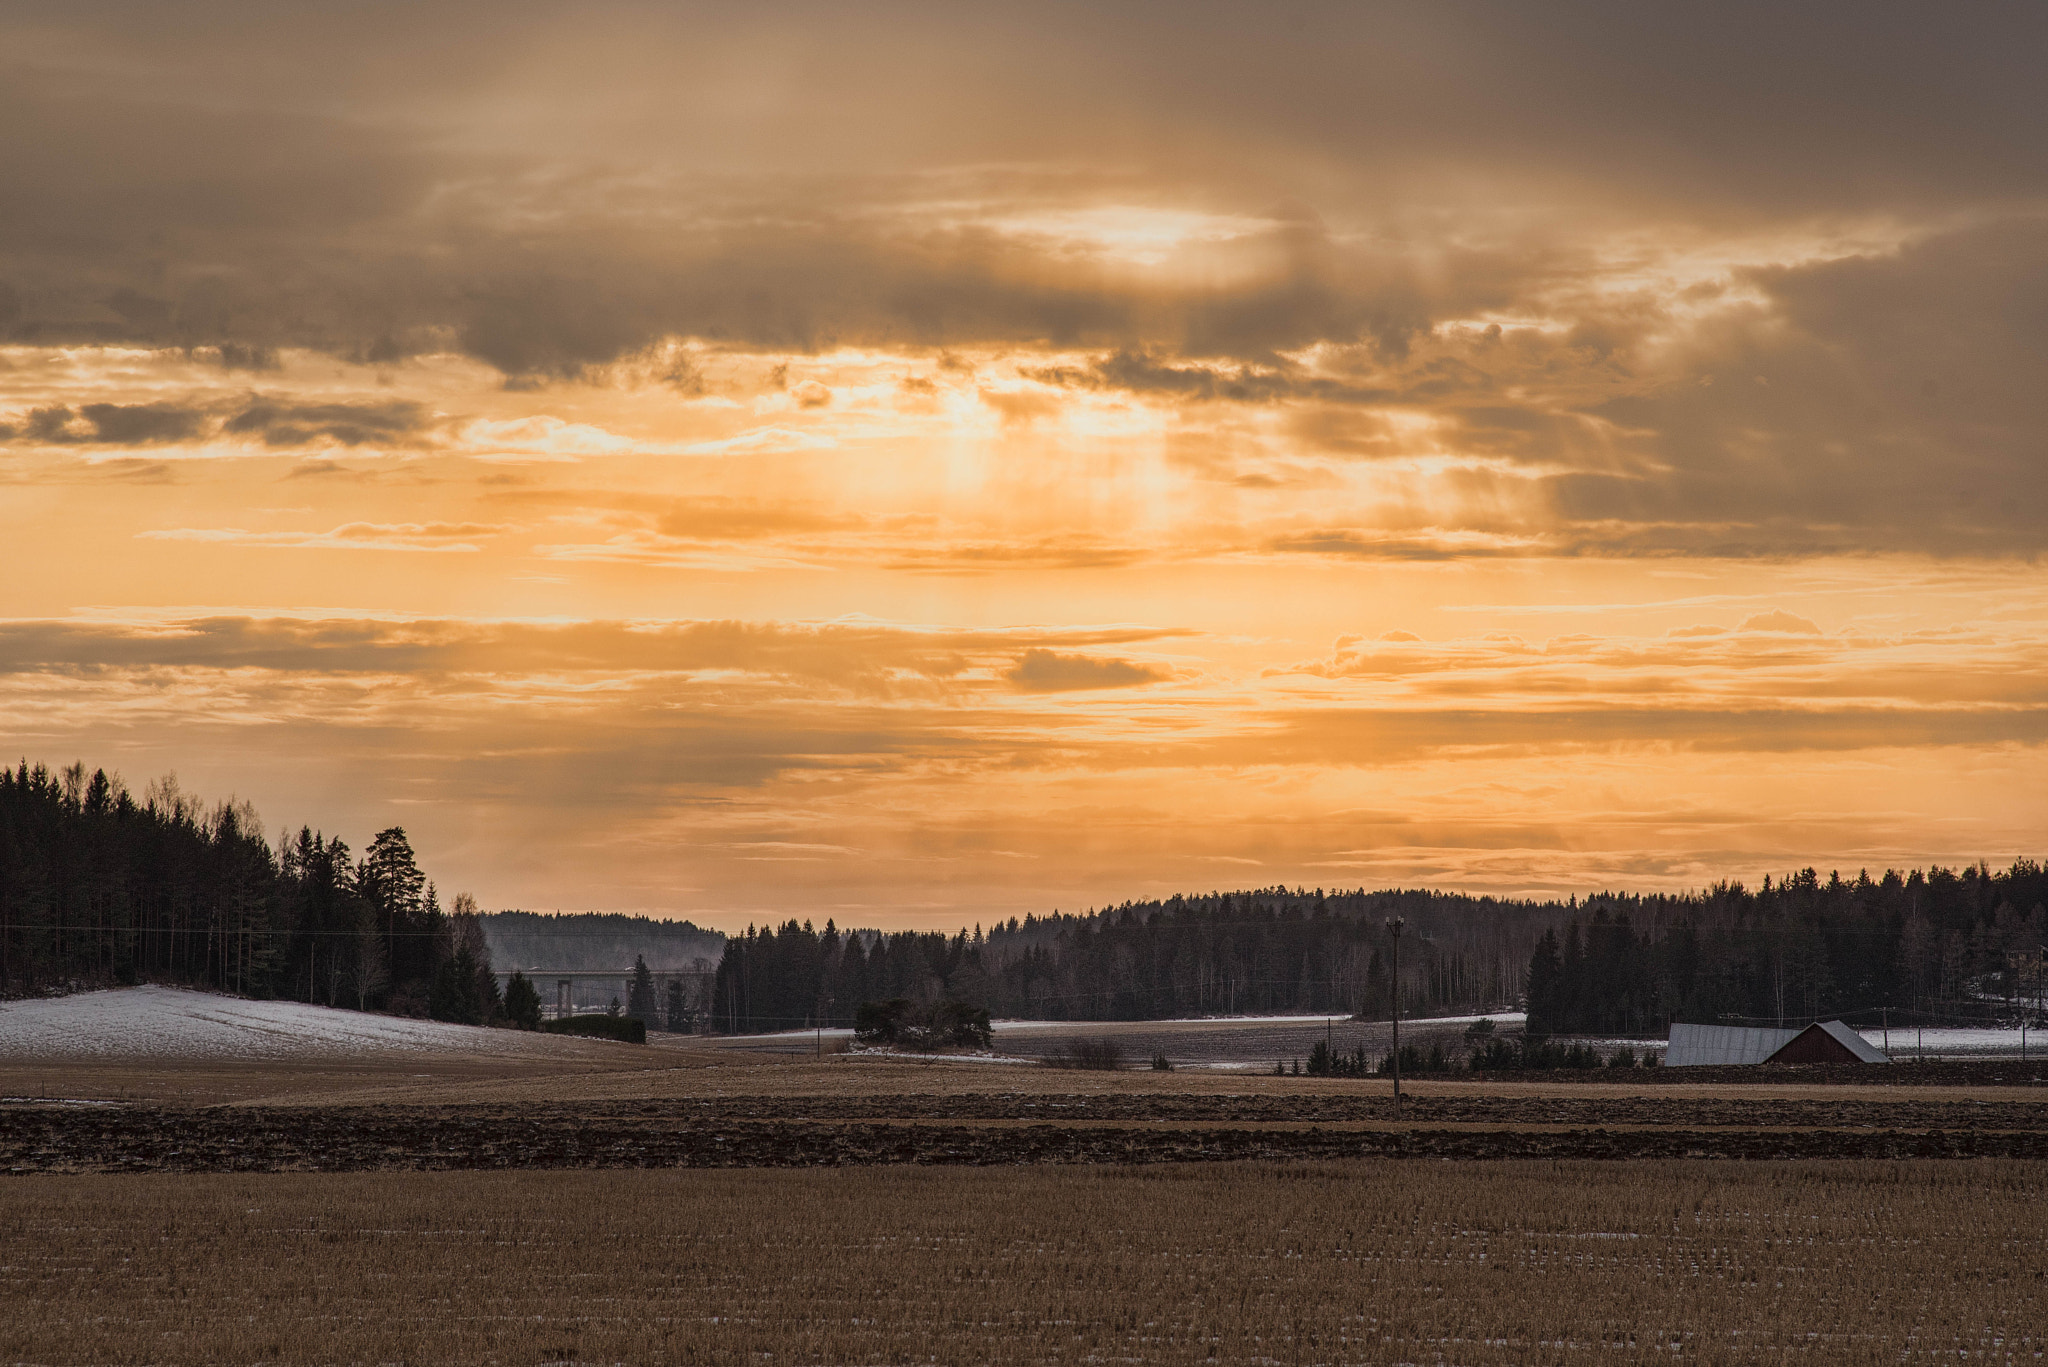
xmin=1 ymin=402 xmax=207 ymax=445
xmin=3 ymin=2 xmax=2041 ymax=373
xmin=1545 ymin=217 xmax=2048 ymax=554
xmin=221 ymin=399 xmax=431 ymax=447
xmin=0 ymin=615 xmax=1189 ymax=694
xmin=1024 ymin=350 xmax=1389 ymax=404
xmin=1 ymin=397 xmax=432 ymax=449
xmin=1004 ymin=649 xmax=1170 ymax=692
xmin=5 ymin=3 xmax=2047 ymax=554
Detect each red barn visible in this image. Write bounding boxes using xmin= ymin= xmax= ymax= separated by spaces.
xmin=1666 ymin=1019 xmax=1891 ymax=1066
xmin=1765 ymin=1019 xmax=1891 ymax=1065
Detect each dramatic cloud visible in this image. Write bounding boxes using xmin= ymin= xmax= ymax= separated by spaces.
xmin=6 ymin=3 xmax=2047 ymax=920
xmin=3 ymin=403 xmax=207 ymax=445
xmin=221 ymin=400 xmax=432 ymax=448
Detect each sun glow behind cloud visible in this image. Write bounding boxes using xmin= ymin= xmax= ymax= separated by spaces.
xmin=4 ymin=3 xmax=2048 ymax=926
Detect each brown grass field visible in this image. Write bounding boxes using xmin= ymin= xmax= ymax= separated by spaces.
xmin=5 ymin=1033 xmax=2047 ymax=1363
xmin=3 ymin=1161 xmax=2043 ymax=1364
xmin=7 ymin=1038 xmax=2048 ymax=1174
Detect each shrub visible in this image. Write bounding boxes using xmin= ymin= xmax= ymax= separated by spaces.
xmin=854 ymin=999 xmax=993 ymax=1051
xmin=1042 ymin=1038 xmax=1125 ymax=1070
xmin=1150 ymin=1053 xmax=1173 ymax=1071
xmin=1469 ymin=1038 xmax=1523 ymax=1071
xmin=542 ymin=1013 xmax=646 ymax=1044
xmin=1378 ymin=1044 xmax=1463 ymax=1075
xmin=918 ymin=1001 xmax=994 ymax=1050
xmin=1608 ymin=1045 xmax=1639 ymax=1069
xmin=1466 ymin=1038 xmax=1612 ymax=1071
xmin=855 ymin=998 xmax=915 ymax=1043
xmin=1306 ymin=1039 xmax=1374 ymax=1077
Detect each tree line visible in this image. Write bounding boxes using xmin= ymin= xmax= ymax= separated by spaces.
xmin=715 ymin=866 xmax=2048 ymax=1036
xmin=1523 ymin=864 xmax=2048 ymax=1036
xmin=479 ymin=911 xmax=723 ymax=976
xmin=12 ymin=756 xmax=2043 ymax=1040
xmin=0 ymin=759 xmax=514 ymax=1024
xmin=712 ymin=887 xmax=1550 ymax=1032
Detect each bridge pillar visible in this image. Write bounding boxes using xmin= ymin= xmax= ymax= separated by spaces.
xmin=558 ymin=979 xmax=572 ymax=1017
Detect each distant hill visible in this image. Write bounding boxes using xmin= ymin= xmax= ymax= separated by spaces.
xmin=479 ymin=911 xmax=725 ymax=974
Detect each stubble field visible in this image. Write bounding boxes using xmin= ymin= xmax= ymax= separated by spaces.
xmin=4 ymin=996 xmax=2047 ymax=1364
xmin=3 ymin=1161 xmax=2043 ymax=1365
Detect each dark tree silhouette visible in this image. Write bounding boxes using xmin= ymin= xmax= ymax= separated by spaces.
xmin=0 ymin=758 xmax=492 ymax=1022
xmin=625 ymin=954 xmax=658 ymax=1024
xmin=503 ymin=970 xmax=543 ymax=1029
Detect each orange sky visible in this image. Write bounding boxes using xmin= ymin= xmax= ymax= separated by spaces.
xmin=4 ymin=4 xmax=2047 ymax=928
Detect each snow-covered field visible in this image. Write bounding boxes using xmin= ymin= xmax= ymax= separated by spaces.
xmin=0 ymin=985 xmax=604 ymax=1063
xmin=1861 ymin=1025 xmax=2048 ymax=1060
xmin=715 ymin=1012 xmax=1533 ymax=1067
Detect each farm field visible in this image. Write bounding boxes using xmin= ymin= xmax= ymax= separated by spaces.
xmin=712 ymin=1012 xmax=1539 ymax=1069
xmin=3 ymin=1161 xmax=2042 ymax=1365
xmin=7 ymin=1044 xmax=2048 ymax=1172
xmin=6 ymin=994 xmax=2046 ymax=1363
xmin=6 ymin=987 xmax=2047 ymax=1171
xmin=8 ymin=1084 xmax=2048 ymax=1172
xmin=722 ymin=1013 xmax=2048 ymax=1068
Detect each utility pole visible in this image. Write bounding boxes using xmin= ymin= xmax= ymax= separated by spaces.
xmin=2031 ymin=947 xmax=2048 ymax=1065
xmin=1386 ymin=916 xmax=1405 ymax=1119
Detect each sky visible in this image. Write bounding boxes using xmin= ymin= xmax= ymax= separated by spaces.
xmin=3 ymin=2 xmax=2047 ymax=929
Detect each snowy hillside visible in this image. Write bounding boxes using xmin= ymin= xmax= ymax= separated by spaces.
xmin=0 ymin=985 xmax=605 ymax=1062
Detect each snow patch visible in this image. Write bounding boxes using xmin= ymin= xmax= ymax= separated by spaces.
xmin=0 ymin=985 xmax=599 ymax=1062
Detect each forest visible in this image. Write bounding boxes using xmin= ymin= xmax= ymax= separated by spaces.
xmin=713 ymin=888 xmax=1549 ymax=1032
xmin=0 ymin=760 xmax=504 ymax=1023
xmin=712 ymin=870 xmax=2048 ymax=1035
xmin=1522 ymin=865 xmax=2048 ymax=1036
xmin=479 ymin=911 xmax=723 ymax=976
xmin=9 ymin=757 xmax=2044 ymax=1038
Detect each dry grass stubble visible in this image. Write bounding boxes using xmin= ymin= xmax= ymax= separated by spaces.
xmin=2 ymin=1161 xmax=2042 ymax=1364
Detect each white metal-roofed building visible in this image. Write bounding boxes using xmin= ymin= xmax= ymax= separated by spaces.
xmin=1666 ymin=1019 xmax=1891 ymax=1066
xmin=1665 ymin=1022 xmax=1799 ymax=1066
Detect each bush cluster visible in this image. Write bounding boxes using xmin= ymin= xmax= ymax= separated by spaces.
xmin=1040 ymin=1038 xmax=1126 ymax=1070
xmin=540 ymin=1013 xmax=647 ymax=1044
xmin=1294 ymin=1035 xmax=1659 ymax=1076
xmin=853 ymin=998 xmax=993 ymax=1051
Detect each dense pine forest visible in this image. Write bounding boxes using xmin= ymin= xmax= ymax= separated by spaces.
xmin=0 ymin=760 xmax=503 ymax=1022
xmin=713 ymin=870 xmax=2048 ymax=1035
xmin=715 ymin=888 xmax=1549 ymax=1032
xmin=1522 ymin=865 xmax=2048 ymax=1036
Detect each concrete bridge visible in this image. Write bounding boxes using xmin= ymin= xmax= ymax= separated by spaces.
xmin=495 ymin=963 xmax=715 ymax=1023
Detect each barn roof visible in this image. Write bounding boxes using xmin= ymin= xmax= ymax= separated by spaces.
xmin=1665 ymin=1022 xmax=1798 ymax=1066
xmin=1667 ymin=1019 xmax=1892 ymax=1066
xmin=1773 ymin=1019 xmax=1891 ymax=1064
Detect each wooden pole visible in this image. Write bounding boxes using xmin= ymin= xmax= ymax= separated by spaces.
xmin=1386 ymin=916 xmax=1404 ymax=1119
